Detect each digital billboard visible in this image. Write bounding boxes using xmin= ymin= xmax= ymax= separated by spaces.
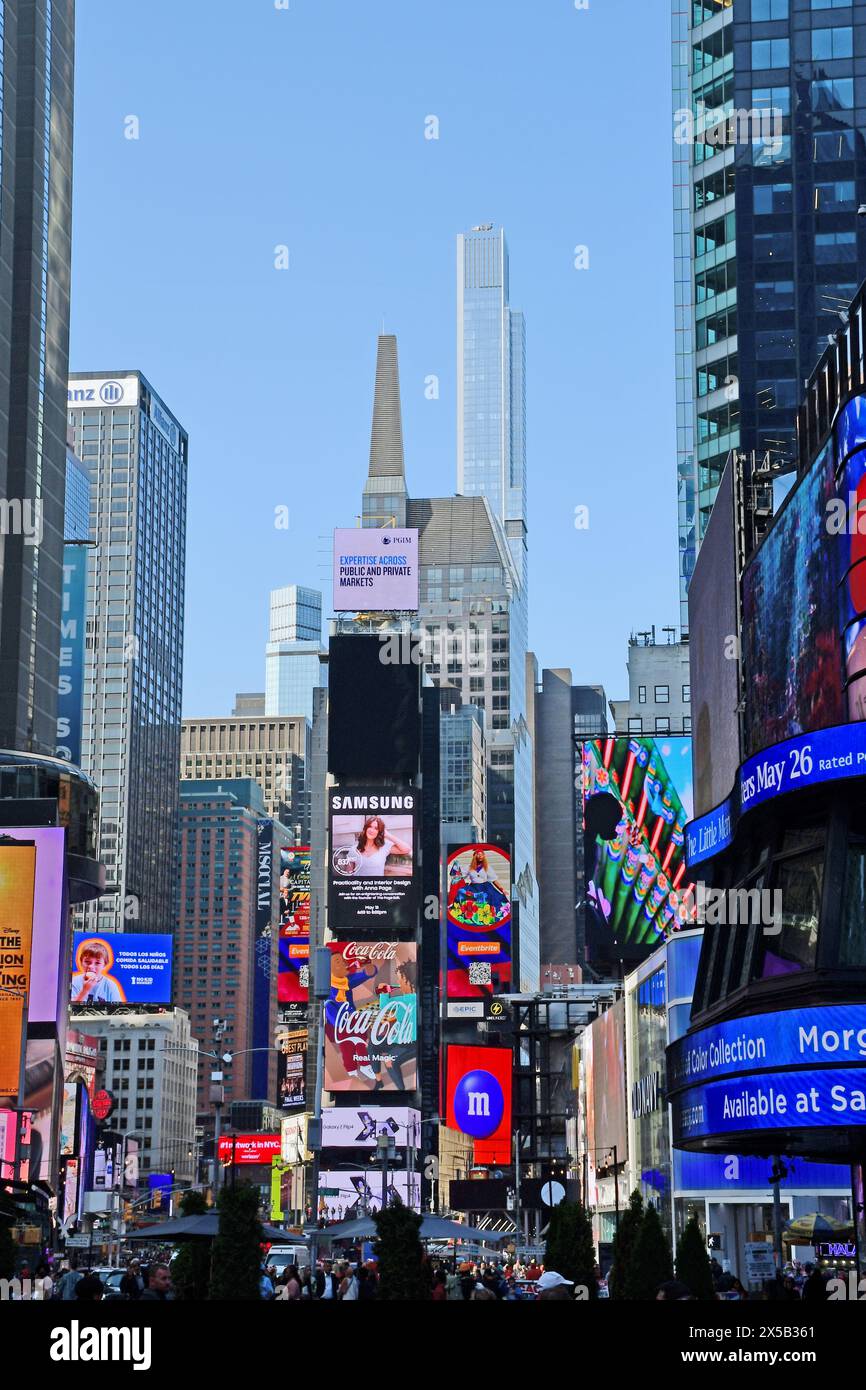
xmin=327 ymin=636 xmax=420 ymax=785
xmin=253 ymin=821 xmax=275 ymax=1098
xmin=688 ymin=460 xmax=741 ymax=818
xmin=1 ymin=826 xmax=66 ymax=1026
xmin=446 ymin=844 xmax=512 ymax=999
xmin=70 ymin=933 xmax=172 ymax=1005
xmin=446 ymin=1045 xmax=512 ymax=1166
xmin=328 ymin=788 xmax=416 ymax=929
xmin=332 ymin=527 xmax=419 ymax=612
xmin=218 ymin=1134 xmax=281 ymax=1165
xmin=591 ymin=999 xmax=627 ymax=1162
xmin=320 ymin=1106 xmax=420 ymax=1149
xmin=742 ymin=444 xmax=844 ymax=758
xmin=278 ymin=845 xmax=310 ymax=1008
xmin=583 ymin=737 xmax=695 ymax=964
xmin=318 ymin=1169 xmax=419 ymax=1216
xmin=276 ymin=1025 xmax=307 ymax=1110
xmin=324 ymin=941 xmax=417 ymax=1093
xmin=0 ymin=841 xmax=37 ymax=1100
xmin=836 ymin=396 xmax=866 ymax=720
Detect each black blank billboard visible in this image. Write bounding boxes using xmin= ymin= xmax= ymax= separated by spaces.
xmin=328 ymin=635 xmax=420 ymax=782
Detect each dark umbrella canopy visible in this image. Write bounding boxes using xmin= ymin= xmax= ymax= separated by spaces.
xmin=126 ymin=1213 xmax=307 ymax=1243
xmin=320 ymin=1214 xmax=510 ymax=1245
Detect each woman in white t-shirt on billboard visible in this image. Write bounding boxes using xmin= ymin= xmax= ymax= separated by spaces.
xmin=349 ymin=816 xmax=411 ymax=877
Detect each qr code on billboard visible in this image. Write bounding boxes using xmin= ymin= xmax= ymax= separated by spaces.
xmin=468 ymin=962 xmax=492 ymax=986
xmin=298 ymin=965 xmax=309 ymax=989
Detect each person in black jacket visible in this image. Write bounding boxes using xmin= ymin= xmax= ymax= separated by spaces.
xmin=120 ymin=1259 xmax=145 ymax=1300
xmin=802 ymin=1263 xmax=828 ymax=1302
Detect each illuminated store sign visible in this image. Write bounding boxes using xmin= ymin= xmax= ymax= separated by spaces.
xmin=668 ymin=1004 xmax=866 ymax=1091
xmin=685 ymin=723 xmax=866 ymax=867
xmin=671 ymin=1068 xmax=866 ymax=1144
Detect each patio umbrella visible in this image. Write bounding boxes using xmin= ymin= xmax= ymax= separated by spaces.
xmin=125 ymin=1213 xmax=307 ymax=1243
xmin=783 ymin=1213 xmax=852 ymax=1242
xmin=320 ymin=1214 xmax=511 ymax=1245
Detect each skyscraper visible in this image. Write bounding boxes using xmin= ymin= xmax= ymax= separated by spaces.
xmin=455 ymin=226 xmax=537 ymax=985
xmin=265 ymin=584 xmax=325 ymax=722
xmin=68 ymin=372 xmax=187 ymax=934
xmin=674 ymin=0 xmax=866 ymax=627
xmin=358 ymin=331 xmax=540 ymax=988
xmin=0 ymin=0 xmax=75 ymax=753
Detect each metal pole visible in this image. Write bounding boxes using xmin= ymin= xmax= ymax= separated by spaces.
xmin=771 ymin=1155 xmax=784 ymax=1274
xmin=212 ymin=1095 xmax=223 ymax=1198
xmin=514 ymin=1129 xmax=521 ymax=1249
xmin=307 ymin=985 xmax=327 ymax=1290
xmin=613 ymin=1146 xmax=620 ymax=1231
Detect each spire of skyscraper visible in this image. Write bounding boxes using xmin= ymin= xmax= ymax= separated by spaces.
xmin=362 ymin=334 xmax=408 ymax=527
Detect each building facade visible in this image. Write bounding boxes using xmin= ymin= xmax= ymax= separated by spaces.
xmin=180 ymin=714 xmax=309 ymax=840
xmin=176 ymin=778 xmax=275 ymax=1124
xmin=0 ymin=0 xmax=75 ymax=754
xmin=76 ymin=1008 xmax=198 ymax=1186
xmin=674 ymin=0 xmax=866 ymax=624
xmin=609 ymin=629 xmax=692 ymax=738
xmin=264 ymin=584 xmax=324 ymax=723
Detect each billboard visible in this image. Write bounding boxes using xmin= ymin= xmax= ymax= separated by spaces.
xmin=56 ymin=543 xmax=88 ymax=765
xmin=327 ymin=636 xmax=420 ymax=785
xmin=318 ymin=1169 xmax=419 ymax=1217
xmin=742 ymin=444 xmax=844 ymax=758
xmin=67 ymin=376 xmax=139 ymax=409
xmin=324 ymin=941 xmax=417 ymax=1093
xmin=278 ymin=845 xmax=310 ymax=1008
xmin=836 ymin=396 xmax=866 ymax=719
xmin=689 ymin=460 xmax=741 ymax=818
xmin=446 ymin=844 xmax=512 ymax=999
xmin=218 ymin=1134 xmax=281 ymax=1165
xmin=276 ymin=1025 xmax=307 ymax=1109
xmin=253 ymin=821 xmax=275 ymax=1098
xmin=70 ymin=933 xmax=172 ymax=1005
xmin=0 ymin=841 xmax=37 ymax=1100
xmin=583 ymin=737 xmax=695 ymax=965
xmin=591 ymin=999 xmax=627 ymax=1161
xmin=320 ymin=1106 xmax=420 ymax=1149
xmin=0 ymin=827 xmax=66 ymax=1026
xmin=446 ymin=1045 xmax=513 ymax=1166
xmin=280 ymin=1113 xmax=309 ymax=1165
xmin=332 ymin=527 xmax=419 ymax=612
xmin=328 ymin=788 xmax=416 ymax=929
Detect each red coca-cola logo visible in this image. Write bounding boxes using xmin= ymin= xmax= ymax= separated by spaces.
xmin=92 ymin=1089 xmax=114 ymax=1122
xmin=337 ymin=941 xmax=397 ymax=961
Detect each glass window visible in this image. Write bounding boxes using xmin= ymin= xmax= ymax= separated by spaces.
xmin=815 ymin=180 xmax=856 ymax=212
xmin=839 ymin=843 xmax=866 ymax=968
xmin=812 ymin=27 xmax=853 ymax=60
xmin=752 ymin=0 xmax=788 ymax=16
xmin=811 ymin=78 xmax=854 ymax=115
xmin=683 ymin=685 xmax=691 ymax=703
xmin=754 ymin=182 xmax=792 ymax=215
xmin=812 ymin=0 xmax=853 ymax=7
xmin=752 ymin=39 xmax=790 ymax=69
xmin=638 ymin=685 xmax=647 ymax=704
xmin=758 ymin=849 xmax=823 ymax=978
xmin=655 ymin=685 xmax=670 ymax=704
xmin=655 ymin=717 xmax=671 ymax=734
xmin=627 ymin=717 xmax=643 ymax=734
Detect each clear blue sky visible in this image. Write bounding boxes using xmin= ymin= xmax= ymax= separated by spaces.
xmin=70 ymin=0 xmax=679 ymax=717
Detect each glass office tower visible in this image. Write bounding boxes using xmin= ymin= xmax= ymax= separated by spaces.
xmin=68 ymin=373 xmax=187 ymax=934
xmin=265 ymin=584 xmax=325 ymax=722
xmin=0 ymin=0 xmax=75 ymax=753
xmin=675 ymin=0 xmax=866 ymax=626
xmin=456 ymin=226 xmax=537 ymax=987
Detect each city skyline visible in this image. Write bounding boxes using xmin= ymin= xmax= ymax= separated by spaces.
xmin=69 ymin=0 xmax=679 ymax=718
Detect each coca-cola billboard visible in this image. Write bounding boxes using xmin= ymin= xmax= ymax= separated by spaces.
xmin=324 ymin=941 xmax=417 ymax=1092
xmin=328 ymin=787 xmax=417 ymax=930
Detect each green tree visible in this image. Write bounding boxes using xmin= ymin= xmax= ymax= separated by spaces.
xmin=626 ymin=1202 xmax=673 ymax=1300
xmin=171 ymin=1190 xmax=211 ymax=1300
xmin=373 ymin=1202 xmax=429 ymax=1300
xmin=543 ymin=1201 xmax=597 ymax=1297
xmin=676 ymin=1215 xmax=715 ymax=1301
xmin=209 ymin=1183 xmax=264 ymax=1301
xmin=608 ymin=1188 xmax=643 ymax=1301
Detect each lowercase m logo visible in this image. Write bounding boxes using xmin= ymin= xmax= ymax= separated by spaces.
xmin=453 ymin=1068 xmax=504 ymax=1138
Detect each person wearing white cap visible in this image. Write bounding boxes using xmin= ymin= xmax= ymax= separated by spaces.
xmin=536 ymin=1270 xmax=574 ymax=1300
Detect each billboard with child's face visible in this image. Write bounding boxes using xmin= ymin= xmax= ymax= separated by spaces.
xmin=323 ymin=941 xmax=417 ymax=1093
xmin=70 ymin=933 xmax=172 ymax=1005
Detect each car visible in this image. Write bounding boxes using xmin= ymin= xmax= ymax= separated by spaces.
xmin=90 ymin=1267 xmax=126 ymax=1300
xmin=264 ymin=1243 xmax=310 ymax=1274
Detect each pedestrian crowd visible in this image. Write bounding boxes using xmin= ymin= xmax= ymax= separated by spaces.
xmin=256 ymin=1255 xmax=581 ymax=1300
